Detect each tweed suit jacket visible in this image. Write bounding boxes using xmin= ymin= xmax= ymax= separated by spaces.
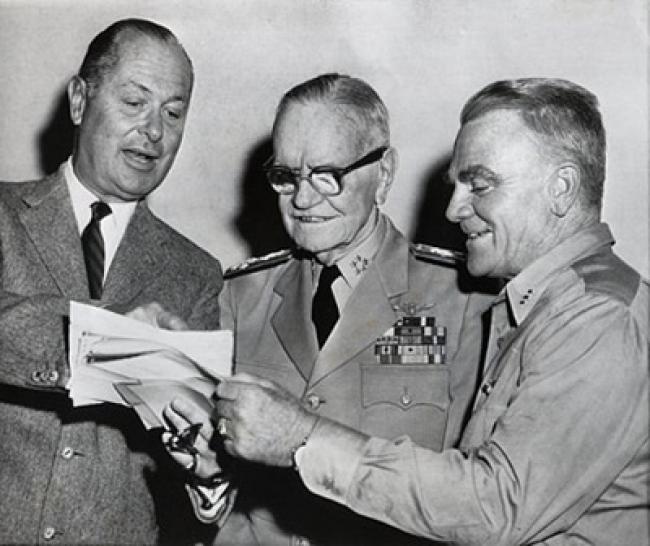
xmin=0 ymin=164 xmax=223 ymax=545
xmin=214 ymin=216 xmax=495 ymax=546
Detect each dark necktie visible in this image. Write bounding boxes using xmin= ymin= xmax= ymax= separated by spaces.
xmin=312 ymin=265 xmax=341 ymax=348
xmin=82 ymin=201 xmax=112 ymax=299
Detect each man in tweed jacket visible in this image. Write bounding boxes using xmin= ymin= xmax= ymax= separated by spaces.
xmin=0 ymin=19 xmax=222 ymax=544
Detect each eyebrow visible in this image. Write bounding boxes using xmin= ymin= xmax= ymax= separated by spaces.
xmin=456 ymin=164 xmax=501 ymax=184
xmin=122 ymin=80 xmax=188 ymax=103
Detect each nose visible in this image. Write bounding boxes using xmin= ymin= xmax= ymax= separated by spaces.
xmin=140 ymin=109 xmax=163 ymax=143
xmin=292 ymin=176 xmax=323 ymax=209
xmin=446 ymin=184 xmax=473 ymax=223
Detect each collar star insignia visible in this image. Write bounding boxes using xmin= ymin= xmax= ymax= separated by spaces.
xmin=351 ymin=254 xmax=369 ymax=275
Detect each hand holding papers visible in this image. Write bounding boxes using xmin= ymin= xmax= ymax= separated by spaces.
xmin=68 ymin=301 xmax=232 ymax=429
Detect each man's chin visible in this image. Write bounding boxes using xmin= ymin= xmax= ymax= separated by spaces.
xmin=299 ymin=243 xmax=343 ymax=265
xmin=466 ymin=256 xmax=491 ymax=278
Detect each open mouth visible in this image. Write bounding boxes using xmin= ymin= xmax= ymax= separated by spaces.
xmin=467 ymin=229 xmax=492 ymax=240
xmin=123 ymin=149 xmax=159 ymax=169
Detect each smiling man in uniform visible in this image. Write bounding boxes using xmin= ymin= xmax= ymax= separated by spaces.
xmin=162 ymin=73 xmax=496 ymax=546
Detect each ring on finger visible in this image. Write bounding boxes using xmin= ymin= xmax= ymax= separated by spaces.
xmin=217 ymin=418 xmax=229 ymax=437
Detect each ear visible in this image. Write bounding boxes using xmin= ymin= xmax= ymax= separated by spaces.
xmin=548 ymin=163 xmax=581 ymax=217
xmin=67 ymin=76 xmax=88 ymax=126
xmin=375 ymin=147 xmax=398 ymax=206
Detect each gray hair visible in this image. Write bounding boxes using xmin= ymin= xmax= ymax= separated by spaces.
xmin=461 ymin=78 xmax=606 ymax=210
xmin=273 ymin=73 xmax=390 ymax=148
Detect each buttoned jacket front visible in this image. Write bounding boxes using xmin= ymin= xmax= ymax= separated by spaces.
xmin=216 ymin=217 xmax=494 ymax=546
xmin=0 ymin=165 xmax=222 ymax=545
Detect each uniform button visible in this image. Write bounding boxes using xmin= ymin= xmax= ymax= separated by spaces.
xmin=43 ymin=526 xmax=56 ymax=540
xmin=31 ymin=370 xmax=42 ymax=382
xmin=61 ymin=446 xmax=75 ymax=459
xmin=293 ymin=537 xmax=310 ymax=546
xmin=304 ymin=393 xmax=322 ymax=410
xmin=400 ymin=392 xmax=412 ymax=407
xmin=481 ymin=380 xmax=496 ymax=396
xmin=47 ymin=370 xmax=59 ymax=383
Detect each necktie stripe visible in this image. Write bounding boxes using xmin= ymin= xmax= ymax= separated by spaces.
xmin=82 ymin=201 xmax=112 ymax=299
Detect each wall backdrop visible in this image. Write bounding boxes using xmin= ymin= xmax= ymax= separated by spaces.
xmin=1 ymin=0 xmax=647 ymax=277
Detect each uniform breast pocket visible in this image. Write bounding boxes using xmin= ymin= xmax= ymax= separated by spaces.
xmin=360 ymin=364 xmax=450 ymax=451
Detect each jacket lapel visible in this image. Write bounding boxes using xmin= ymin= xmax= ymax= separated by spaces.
xmin=309 ymin=222 xmax=409 ymax=386
xmin=18 ymin=168 xmax=88 ymax=299
xmin=102 ymin=202 xmax=160 ymax=305
xmin=270 ymin=259 xmax=319 ymax=380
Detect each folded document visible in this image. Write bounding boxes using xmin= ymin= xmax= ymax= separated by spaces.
xmin=68 ymin=301 xmax=232 ymax=429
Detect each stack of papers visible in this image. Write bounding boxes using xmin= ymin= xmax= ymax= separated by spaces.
xmin=68 ymin=301 xmax=233 ymax=429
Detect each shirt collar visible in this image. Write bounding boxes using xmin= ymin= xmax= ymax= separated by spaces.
xmin=64 ymin=157 xmax=137 ymax=234
xmin=331 ymin=210 xmax=386 ymax=290
xmin=505 ymin=223 xmax=615 ymax=326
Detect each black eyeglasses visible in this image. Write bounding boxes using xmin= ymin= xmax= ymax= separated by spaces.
xmin=264 ymin=146 xmax=388 ymax=196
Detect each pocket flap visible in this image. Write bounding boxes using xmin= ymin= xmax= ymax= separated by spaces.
xmin=361 ymin=364 xmax=450 ymax=411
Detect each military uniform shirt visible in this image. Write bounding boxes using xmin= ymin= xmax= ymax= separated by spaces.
xmin=297 ymin=222 xmax=649 ymax=545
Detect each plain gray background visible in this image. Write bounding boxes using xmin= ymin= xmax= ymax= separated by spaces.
xmin=1 ymin=0 xmax=647 ymax=276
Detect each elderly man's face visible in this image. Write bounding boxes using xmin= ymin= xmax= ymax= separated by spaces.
xmin=446 ymin=109 xmax=558 ymax=278
xmin=68 ymin=34 xmax=193 ymax=202
xmin=274 ymin=101 xmax=390 ymax=265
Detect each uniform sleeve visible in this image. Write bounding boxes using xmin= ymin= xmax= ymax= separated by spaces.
xmin=443 ymin=290 xmax=493 ymax=447
xmin=297 ymin=294 xmax=649 ymax=545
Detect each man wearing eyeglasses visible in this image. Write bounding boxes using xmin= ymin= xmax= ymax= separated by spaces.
xmin=162 ymin=73 xmax=496 ymax=545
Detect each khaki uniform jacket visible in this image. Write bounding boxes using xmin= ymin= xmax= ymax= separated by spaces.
xmin=0 ymin=165 xmax=223 ymax=545
xmin=216 ymin=217 xmax=495 ymax=546
xmin=298 ymin=223 xmax=649 ymax=546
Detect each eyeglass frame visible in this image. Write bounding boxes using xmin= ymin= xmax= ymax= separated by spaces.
xmin=263 ymin=145 xmax=389 ymax=196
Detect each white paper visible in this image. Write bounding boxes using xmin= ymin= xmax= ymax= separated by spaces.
xmin=68 ymin=301 xmax=232 ymax=428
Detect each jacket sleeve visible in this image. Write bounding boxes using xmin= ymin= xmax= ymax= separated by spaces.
xmin=0 ymin=279 xmax=71 ymax=390
xmin=296 ymin=294 xmax=649 ymax=545
xmin=184 ymin=259 xmax=223 ymax=331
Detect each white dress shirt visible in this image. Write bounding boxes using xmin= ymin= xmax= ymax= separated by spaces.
xmin=64 ymin=158 xmax=137 ymax=281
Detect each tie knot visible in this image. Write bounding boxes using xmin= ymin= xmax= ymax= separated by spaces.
xmin=319 ymin=265 xmax=340 ymax=288
xmin=90 ymin=201 xmax=112 ymax=222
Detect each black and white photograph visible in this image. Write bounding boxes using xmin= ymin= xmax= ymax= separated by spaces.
xmin=0 ymin=1 xmax=647 ymax=544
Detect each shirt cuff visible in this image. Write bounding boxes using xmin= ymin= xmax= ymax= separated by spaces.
xmin=294 ymin=417 xmax=369 ymax=506
xmin=185 ymin=478 xmax=235 ymax=525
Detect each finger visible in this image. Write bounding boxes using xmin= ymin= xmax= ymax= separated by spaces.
xmin=157 ymin=310 xmax=189 ymax=331
xmin=170 ymin=397 xmax=211 ymax=423
xmin=173 ymin=450 xmax=197 ymax=472
xmin=215 ymin=379 xmax=239 ymax=400
xmin=163 ymin=403 xmax=192 ymax=432
xmin=125 ymin=302 xmax=163 ymax=324
xmin=215 ymin=374 xmax=269 ymax=401
xmin=222 ymin=437 xmax=237 ymax=458
xmin=214 ymin=399 xmax=234 ymax=421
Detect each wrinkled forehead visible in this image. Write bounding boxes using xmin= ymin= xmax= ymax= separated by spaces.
xmin=273 ymin=100 xmax=370 ymax=165
xmin=110 ymin=34 xmax=193 ymax=92
xmin=452 ymin=110 xmax=542 ymax=162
